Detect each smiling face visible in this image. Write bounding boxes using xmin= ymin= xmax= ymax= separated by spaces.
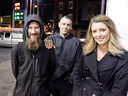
xmin=58 ymin=17 xmax=72 ymax=37
xmin=91 ymin=22 xmax=110 ymax=47
xmin=28 ymin=21 xmax=40 ymax=40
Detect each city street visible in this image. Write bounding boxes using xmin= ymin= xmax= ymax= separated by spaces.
xmin=0 ymin=47 xmax=15 ymax=96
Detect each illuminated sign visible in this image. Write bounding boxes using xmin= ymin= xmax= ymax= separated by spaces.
xmin=14 ymin=2 xmax=20 ymax=10
xmin=14 ymin=11 xmax=24 ymax=21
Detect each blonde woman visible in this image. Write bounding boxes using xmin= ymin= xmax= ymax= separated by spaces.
xmin=73 ymin=15 xmax=128 ymax=96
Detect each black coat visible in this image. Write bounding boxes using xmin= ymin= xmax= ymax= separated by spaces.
xmin=11 ymin=42 xmax=55 ymax=96
xmin=11 ymin=14 xmax=55 ymax=96
xmin=73 ymin=50 xmax=128 ymax=96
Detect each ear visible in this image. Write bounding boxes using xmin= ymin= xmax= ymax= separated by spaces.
xmin=58 ymin=23 xmax=60 ymax=28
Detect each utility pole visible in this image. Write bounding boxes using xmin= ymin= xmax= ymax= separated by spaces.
xmin=12 ymin=0 xmax=15 ymax=28
xmin=30 ymin=0 xmax=32 ymax=14
xmin=25 ymin=0 xmax=28 ymax=20
xmin=101 ymin=0 xmax=105 ymax=15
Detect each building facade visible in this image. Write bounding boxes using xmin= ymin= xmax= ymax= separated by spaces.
xmin=53 ymin=0 xmax=78 ymax=26
xmin=53 ymin=0 xmax=106 ymax=39
xmin=53 ymin=0 xmax=105 ymax=30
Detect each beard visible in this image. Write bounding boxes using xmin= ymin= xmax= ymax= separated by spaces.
xmin=62 ymin=32 xmax=69 ymax=37
xmin=25 ymin=37 xmax=42 ymax=51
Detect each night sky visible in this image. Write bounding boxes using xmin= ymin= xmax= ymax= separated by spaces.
xmin=0 ymin=0 xmax=13 ymax=16
xmin=0 ymin=0 xmax=54 ymax=24
xmin=0 ymin=0 xmax=53 ymax=16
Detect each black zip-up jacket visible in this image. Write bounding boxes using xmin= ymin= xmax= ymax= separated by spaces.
xmin=11 ymin=14 xmax=55 ymax=96
xmin=47 ymin=32 xmax=82 ymax=82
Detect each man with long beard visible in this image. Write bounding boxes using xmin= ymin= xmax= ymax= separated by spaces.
xmin=11 ymin=14 xmax=55 ymax=96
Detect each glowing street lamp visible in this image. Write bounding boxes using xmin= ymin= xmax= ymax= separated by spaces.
xmin=33 ymin=4 xmax=38 ymax=14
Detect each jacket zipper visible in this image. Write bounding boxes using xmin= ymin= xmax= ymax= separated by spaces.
xmin=31 ymin=55 xmax=35 ymax=96
xmin=36 ymin=58 xmax=40 ymax=96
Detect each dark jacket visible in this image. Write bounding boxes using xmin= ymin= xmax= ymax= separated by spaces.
xmin=11 ymin=14 xmax=55 ymax=96
xmin=73 ymin=50 xmax=128 ymax=96
xmin=47 ymin=32 xmax=82 ymax=82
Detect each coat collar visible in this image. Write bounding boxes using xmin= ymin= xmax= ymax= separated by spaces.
xmin=84 ymin=49 xmax=128 ymax=82
xmin=84 ymin=50 xmax=116 ymax=81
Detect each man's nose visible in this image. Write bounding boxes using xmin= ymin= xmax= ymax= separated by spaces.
xmin=64 ymin=25 xmax=68 ymax=28
xmin=31 ymin=28 xmax=36 ymax=33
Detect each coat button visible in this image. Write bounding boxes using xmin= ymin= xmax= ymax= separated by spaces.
xmin=92 ymin=94 xmax=96 ymax=96
xmin=99 ymin=72 xmax=102 ymax=76
xmin=99 ymin=72 xmax=104 ymax=76
xmin=83 ymin=88 xmax=86 ymax=91
xmin=86 ymin=77 xmax=89 ymax=79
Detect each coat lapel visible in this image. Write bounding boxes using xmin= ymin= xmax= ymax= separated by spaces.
xmin=84 ymin=50 xmax=99 ymax=81
xmin=98 ymin=52 xmax=117 ymax=72
xmin=84 ymin=50 xmax=128 ymax=83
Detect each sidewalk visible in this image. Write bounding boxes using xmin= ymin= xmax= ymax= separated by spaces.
xmin=0 ymin=60 xmax=15 ymax=96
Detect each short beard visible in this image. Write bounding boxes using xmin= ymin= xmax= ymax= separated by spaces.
xmin=25 ymin=38 xmax=42 ymax=50
xmin=63 ymin=32 xmax=69 ymax=37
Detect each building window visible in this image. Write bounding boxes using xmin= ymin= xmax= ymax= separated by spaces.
xmin=69 ymin=1 xmax=73 ymax=9
xmin=68 ymin=14 xmax=73 ymax=20
xmin=58 ymin=14 xmax=63 ymax=21
xmin=59 ymin=2 xmax=63 ymax=10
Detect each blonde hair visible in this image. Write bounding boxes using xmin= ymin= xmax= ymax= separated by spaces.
xmin=83 ymin=15 xmax=124 ymax=56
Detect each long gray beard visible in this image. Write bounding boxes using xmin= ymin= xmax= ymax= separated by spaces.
xmin=25 ymin=38 xmax=42 ymax=50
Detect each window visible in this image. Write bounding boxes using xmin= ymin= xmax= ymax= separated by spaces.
xmin=5 ymin=33 xmax=10 ymax=38
xmin=58 ymin=14 xmax=63 ymax=21
xmin=0 ymin=32 xmax=4 ymax=38
xmin=59 ymin=2 xmax=63 ymax=10
xmin=69 ymin=1 xmax=73 ymax=9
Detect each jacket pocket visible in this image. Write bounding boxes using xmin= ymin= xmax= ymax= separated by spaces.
xmin=73 ymin=80 xmax=87 ymax=96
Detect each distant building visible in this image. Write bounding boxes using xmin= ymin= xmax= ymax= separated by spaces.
xmin=0 ymin=15 xmax=11 ymax=29
xmin=53 ymin=0 xmax=105 ymax=38
xmin=0 ymin=15 xmax=11 ymax=24
xmin=53 ymin=0 xmax=104 ymax=29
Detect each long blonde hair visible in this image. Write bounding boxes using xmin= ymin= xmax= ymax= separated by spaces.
xmin=83 ymin=15 xmax=124 ymax=56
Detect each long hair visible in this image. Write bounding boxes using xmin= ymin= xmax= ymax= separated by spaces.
xmin=83 ymin=15 xmax=124 ymax=56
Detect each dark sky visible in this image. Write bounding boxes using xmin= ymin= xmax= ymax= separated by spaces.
xmin=0 ymin=0 xmax=53 ymax=16
xmin=0 ymin=0 xmax=13 ymax=16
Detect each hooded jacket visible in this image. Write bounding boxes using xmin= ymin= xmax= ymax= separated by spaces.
xmin=11 ymin=14 xmax=55 ymax=96
xmin=47 ymin=32 xmax=82 ymax=82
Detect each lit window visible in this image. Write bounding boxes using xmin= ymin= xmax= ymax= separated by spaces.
xmin=69 ymin=1 xmax=73 ymax=9
xmin=1 ymin=18 xmax=3 ymax=23
xmin=59 ymin=2 xmax=63 ymax=10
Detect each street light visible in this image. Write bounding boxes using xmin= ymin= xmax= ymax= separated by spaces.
xmin=33 ymin=4 xmax=37 ymax=14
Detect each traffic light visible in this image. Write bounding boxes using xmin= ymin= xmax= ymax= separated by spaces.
xmin=14 ymin=11 xmax=24 ymax=21
xmin=14 ymin=2 xmax=20 ymax=10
